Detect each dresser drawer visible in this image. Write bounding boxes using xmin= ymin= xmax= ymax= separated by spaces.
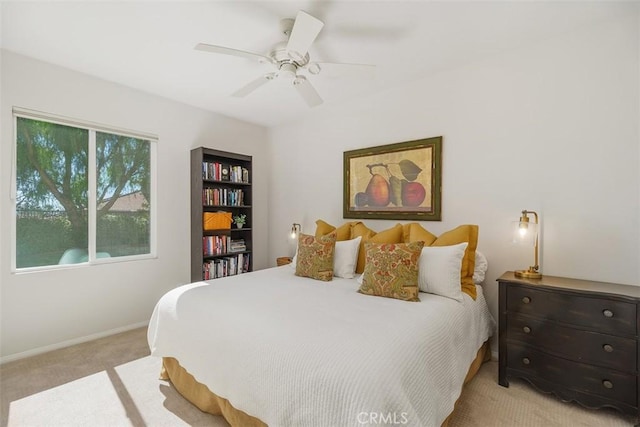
xmin=507 ymin=285 xmax=636 ymax=336
xmin=507 ymin=315 xmax=636 ymax=372
xmin=507 ymin=344 xmax=636 ymax=406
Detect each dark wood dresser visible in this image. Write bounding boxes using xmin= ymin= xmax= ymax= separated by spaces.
xmin=498 ymin=271 xmax=640 ymax=420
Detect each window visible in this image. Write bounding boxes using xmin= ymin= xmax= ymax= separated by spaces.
xmin=13 ymin=111 xmax=156 ymax=270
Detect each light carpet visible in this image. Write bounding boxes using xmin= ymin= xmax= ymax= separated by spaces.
xmin=0 ymin=327 xmax=635 ymax=426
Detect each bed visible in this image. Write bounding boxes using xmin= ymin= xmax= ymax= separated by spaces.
xmin=147 ymin=258 xmax=495 ymax=426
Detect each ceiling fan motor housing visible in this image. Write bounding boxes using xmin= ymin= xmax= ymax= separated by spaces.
xmin=270 ymin=42 xmax=310 ymax=68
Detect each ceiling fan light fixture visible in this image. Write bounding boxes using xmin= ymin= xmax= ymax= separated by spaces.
xmin=277 ymin=63 xmax=297 ymax=80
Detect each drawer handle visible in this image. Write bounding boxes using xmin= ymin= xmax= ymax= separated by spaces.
xmin=522 ymin=296 xmax=531 ymax=304
xmin=522 ymin=357 xmax=530 ymax=365
xmin=523 ymin=326 xmax=531 ymax=334
xmin=603 ymin=344 xmax=613 ymax=353
xmin=602 ymin=309 xmax=614 ymax=318
xmin=602 ymin=380 xmax=613 ymax=389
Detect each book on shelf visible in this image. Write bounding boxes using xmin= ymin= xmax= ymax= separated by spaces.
xmin=202 ymin=188 xmax=244 ymax=207
xmin=202 ymin=161 xmax=250 ymax=184
xmin=229 ymin=239 xmax=246 ymax=253
xmin=203 ymin=235 xmax=231 ymax=256
xmin=202 ymin=161 xmax=222 ymax=181
xmin=202 ymin=236 xmax=248 ymax=256
xmin=202 ymin=253 xmax=250 ymax=280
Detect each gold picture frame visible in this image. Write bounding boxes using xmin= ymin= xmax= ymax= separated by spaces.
xmin=343 ymin=137 xmax=442 ymax=221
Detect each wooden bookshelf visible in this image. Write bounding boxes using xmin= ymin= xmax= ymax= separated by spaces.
xmin=190 ymin=147 xmax=252 ymax=281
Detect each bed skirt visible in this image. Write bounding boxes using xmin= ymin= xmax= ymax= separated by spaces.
xmin=160 ymin=340 xmax=491 ymax=427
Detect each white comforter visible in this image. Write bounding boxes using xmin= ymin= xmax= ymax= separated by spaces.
xmin=148 ymin=266 xmax=495 ymax=427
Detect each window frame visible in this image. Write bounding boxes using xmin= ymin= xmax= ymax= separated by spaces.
xmin=11 ymin=108 xmax=158 ymax=273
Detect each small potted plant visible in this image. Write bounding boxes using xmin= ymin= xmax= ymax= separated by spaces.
xmin=233 ymin=214 xmax=246 ymax=229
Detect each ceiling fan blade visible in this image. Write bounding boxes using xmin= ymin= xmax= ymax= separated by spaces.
xmin=195 ymin=43 xmax=273 ymax=64
xmin=311 ymin=62 xmax=376 ymax=79
xmin=286 ymin=11 xmax=324 ymax=61
xmin=232 ymin=73 xmax=276 ymax=97
xmin=293 ymin=76 xmax=323 ymax=107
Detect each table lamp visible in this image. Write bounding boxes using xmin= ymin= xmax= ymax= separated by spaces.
xmin=512 ymin=210 xmax=541 ymax=279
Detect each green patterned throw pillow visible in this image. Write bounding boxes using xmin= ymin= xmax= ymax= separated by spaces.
xmin=295 ymin=232 xmax=337 ymax=281
xmin=358 ymin=241 xmax=425 ymax=301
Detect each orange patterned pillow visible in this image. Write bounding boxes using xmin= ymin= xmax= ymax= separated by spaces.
xmin=295 ymin=232 xmax=337 ymax=281
xmin=358 ymin=241 xmax=424 ymax=302
xmin=351 ymin=223 xmax=404 ymax=274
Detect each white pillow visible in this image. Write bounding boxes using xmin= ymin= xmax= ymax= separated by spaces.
xmin=418 ymin=242 xmax=468 ymax=302
xmin=333 ymin=236 xmax=361 ymax=278
xmin=289 ymin=236 xmax=361 ymax=279
xmin=290 ymin=251 xmax=297 ymax=268
xmin=473 ymin=251 xmax=488 ymax=284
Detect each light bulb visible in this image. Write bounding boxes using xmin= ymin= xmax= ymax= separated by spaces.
xmin=290 ymin=223 xmax=300 ymax=239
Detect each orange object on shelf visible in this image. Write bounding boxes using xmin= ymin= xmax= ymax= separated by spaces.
xmin=204 ymin=211 xmax=232 ymax=230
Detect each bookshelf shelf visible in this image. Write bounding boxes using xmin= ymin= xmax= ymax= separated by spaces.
xmin=203 ymin=250 xmax=251 ymax=260
xmin=191 ymin=147 xmax=252 ymax=281
xmin=202 ymin=205 xmax=253 ymax=208
xmin=203 ymin=179 xmax=251 ymax=186
xmin=202 ymin=228 xmax=252 ymax=235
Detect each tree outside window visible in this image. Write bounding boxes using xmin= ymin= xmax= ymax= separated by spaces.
xmin=15 ymin=116 xmax=154 ymax=269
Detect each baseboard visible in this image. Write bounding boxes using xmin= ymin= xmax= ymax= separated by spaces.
xmin=0 ymin=321 xmax=149 ymax=364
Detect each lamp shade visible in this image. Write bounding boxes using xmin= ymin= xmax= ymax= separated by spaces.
xmin=288 ymin=223 xmax=301 ymax=257
xmin=511 ymin=220 xmax=537 ymax=246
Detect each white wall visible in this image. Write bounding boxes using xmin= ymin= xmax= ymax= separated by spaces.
xmin=267 ymin=11 xmax=640 ymax=338
xmin=0 ymin=50 xmax=269 ymax=360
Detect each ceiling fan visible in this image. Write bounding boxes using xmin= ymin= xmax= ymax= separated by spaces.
xmin=195 ymin=10 xmax=376 ymax=107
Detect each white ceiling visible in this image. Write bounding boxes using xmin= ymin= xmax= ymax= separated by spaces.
xmin=0 ymin=1 xmax=631 ymax=128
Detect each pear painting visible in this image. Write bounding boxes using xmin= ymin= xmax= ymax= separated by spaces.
xmin=351 ymin=153 xmax=430 ymax=210
xmin=345 ymin=138 xmax=441 ymax=221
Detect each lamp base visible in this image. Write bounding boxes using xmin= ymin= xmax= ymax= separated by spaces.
xmin=514 ymin=269 xmax=542 ymax=279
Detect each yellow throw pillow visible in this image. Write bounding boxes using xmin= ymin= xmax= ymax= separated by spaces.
xmin=315 ymin=219 xmax=356 ymax=241
xmin=295 ymin=232 xmax=337 ymax=281
xmin=351 ymin=223 xmax=404 ymax=273
xmin=406 ymin=223 xmax=479 ymax=300
xmin=401 ymin=223 xmax=412 ymax=244
xmin=406 ymin=222 xmax=438 ymax=246
xmin=350 ymin=222 xmax=377 ymax=241
xmin=358 ymin=241 xmax=425 ymax=302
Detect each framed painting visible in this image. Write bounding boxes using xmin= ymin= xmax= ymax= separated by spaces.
xmin=343 ymin=137 xmax=442 ymax=221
